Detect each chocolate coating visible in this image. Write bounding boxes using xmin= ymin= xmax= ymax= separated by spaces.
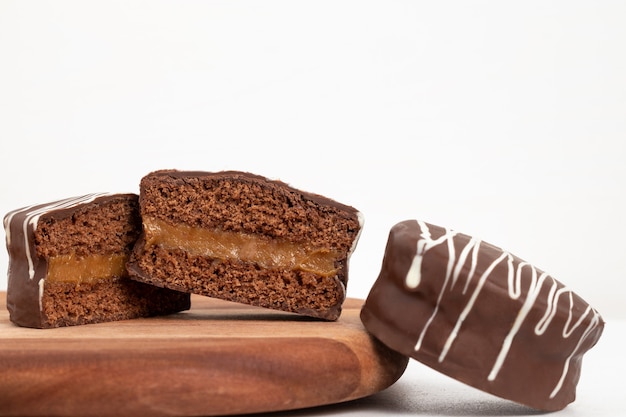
xmin=360 ymin=220 xmax=604 ymax=411
xmin=4 ymin=193 xmax=190 ymax=328
xmin=4 ymin=194 xmax=115 ymax=327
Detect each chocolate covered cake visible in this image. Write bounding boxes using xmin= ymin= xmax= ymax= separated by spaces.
xmin=4 ymin=193 xmax=191 ymax=328
xmin=360 ymin=219 xmax=604 ymax=411
xmin=127 ymin=170 xmax=363 ymax=320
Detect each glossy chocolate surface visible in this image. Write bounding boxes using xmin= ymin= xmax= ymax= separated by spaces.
xmin=361 ymin=220 xmax=604 ymax=411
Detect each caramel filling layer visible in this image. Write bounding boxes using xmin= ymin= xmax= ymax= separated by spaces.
xmin=143 ymin=218 xmax=339 ymax=277
xmin=47 ymin=254 xmax=129 ymax=283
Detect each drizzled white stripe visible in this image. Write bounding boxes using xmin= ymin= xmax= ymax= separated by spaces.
xmin=488 ymin=266 xmax=551 ymax=381
xmin=407 ymin=221 xmax=602 ymax=398
xmin=441 ymin=251 xmax=510 ymax=364
xmin=549 ymin=308 xmax=601 ymax=398
xmin=5 ymin=193 xmax=112 ymax=279
xmin=38 ymin=277 xmax=45 ymax=312
xmin=4 ymin=204 xmax=37 ymax=247
xmin=412 ymin=220 xmax=480 ymax=352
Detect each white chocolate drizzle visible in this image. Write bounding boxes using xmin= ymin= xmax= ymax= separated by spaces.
xmin=407 ymin=220 xmax=602 ymax=398
xmin=4 ymin=193 xmax=112 ymax=280
xmin=38 ymin=277 xmax=45 ymax=312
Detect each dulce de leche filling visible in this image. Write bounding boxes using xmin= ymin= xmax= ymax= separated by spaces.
xmin=143 ymin=217 xmax=340 ymax=277
xmin=47 ymin=253 xmax=129 ymax=283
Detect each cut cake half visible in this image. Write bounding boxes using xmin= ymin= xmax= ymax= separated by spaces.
xmin=4 ymin=193 xmax=191 ymax=328
xmin=127 ymin=170 xmax=363 ymax=320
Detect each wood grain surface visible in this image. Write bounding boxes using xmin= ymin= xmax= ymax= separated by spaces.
xmin=0 ymin=292 xmax=408 ymax=417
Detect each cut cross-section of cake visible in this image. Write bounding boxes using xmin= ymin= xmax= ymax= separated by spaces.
xmin=127 ymin=170 xmax=363 ymax=320
xmin=4 ymin=193 xmax=191 ymax=328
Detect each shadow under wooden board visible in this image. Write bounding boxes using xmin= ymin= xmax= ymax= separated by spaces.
xmin=0 ymin=293 xmax=408 ymax=417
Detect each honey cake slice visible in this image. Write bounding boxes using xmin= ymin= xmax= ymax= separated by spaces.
xmin=127 ymin=170 xmax=363 ymax=320
xmin=4 ymin=193 xmax=190 ymax=328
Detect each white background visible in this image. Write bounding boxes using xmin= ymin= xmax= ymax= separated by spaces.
xmin=1 ymin=0 xmax=625 ymax=322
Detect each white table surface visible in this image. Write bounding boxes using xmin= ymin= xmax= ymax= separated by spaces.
xmin=260 ymin=319 xmax=624 ymax=417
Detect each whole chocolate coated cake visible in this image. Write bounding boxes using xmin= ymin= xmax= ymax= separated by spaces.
xmin=360 ymin=219 xmax=604 ymax=411
xmin=4 ymin=193 xmax=191 ymax=328
xmin=127 ymin=170 xmax=363 ymax=320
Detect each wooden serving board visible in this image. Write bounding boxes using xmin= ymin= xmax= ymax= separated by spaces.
xmin=0 ymin=292 xmax=408 ymax=417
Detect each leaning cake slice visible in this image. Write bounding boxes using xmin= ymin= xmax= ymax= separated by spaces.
xmin=360 ymin=219 xmax=604 ymax=411
xmin=127 ymin=170 xmax=363 ymax=320
xmin=4 ymin=193 xmax=191 ymax=328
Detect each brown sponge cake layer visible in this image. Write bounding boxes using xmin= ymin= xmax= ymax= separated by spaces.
xmin=34 ymin=195 xmax=141 ymax=259
xmin=128 ymin=170 xmax=363 ymax=320
xmin=41 ymin=277 xmax=191 ymax=328
xmin=132 ymin=245 xmax=346 ymax=319
xmin=139 ymin=170 xmax=360 ymax=252
xmin=4 ymin=193 xmax=190 ymax=328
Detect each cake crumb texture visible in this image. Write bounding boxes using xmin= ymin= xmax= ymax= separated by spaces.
xmin=35 ymin=197 xmax=141 ymax=259
xmin=5 ymin=193 xmax=191 ymax=328
xmin=41 ymin=278 xmax=190 ymax=328
xmin=134 ymin=246 xmax=345 ymax=317
xmin=140 ymin=171 xmax=360 ymax=252
xmin=129 ymin=171 xmax=362 ymax=320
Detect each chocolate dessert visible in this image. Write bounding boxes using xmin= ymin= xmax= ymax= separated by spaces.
xmin=127 ymin=170 xmax=363 ymax=320
xmin=4 ymin=193 xmax=190 ymax=328
xmin=360 ymin=219 xmax=604 ymax=411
